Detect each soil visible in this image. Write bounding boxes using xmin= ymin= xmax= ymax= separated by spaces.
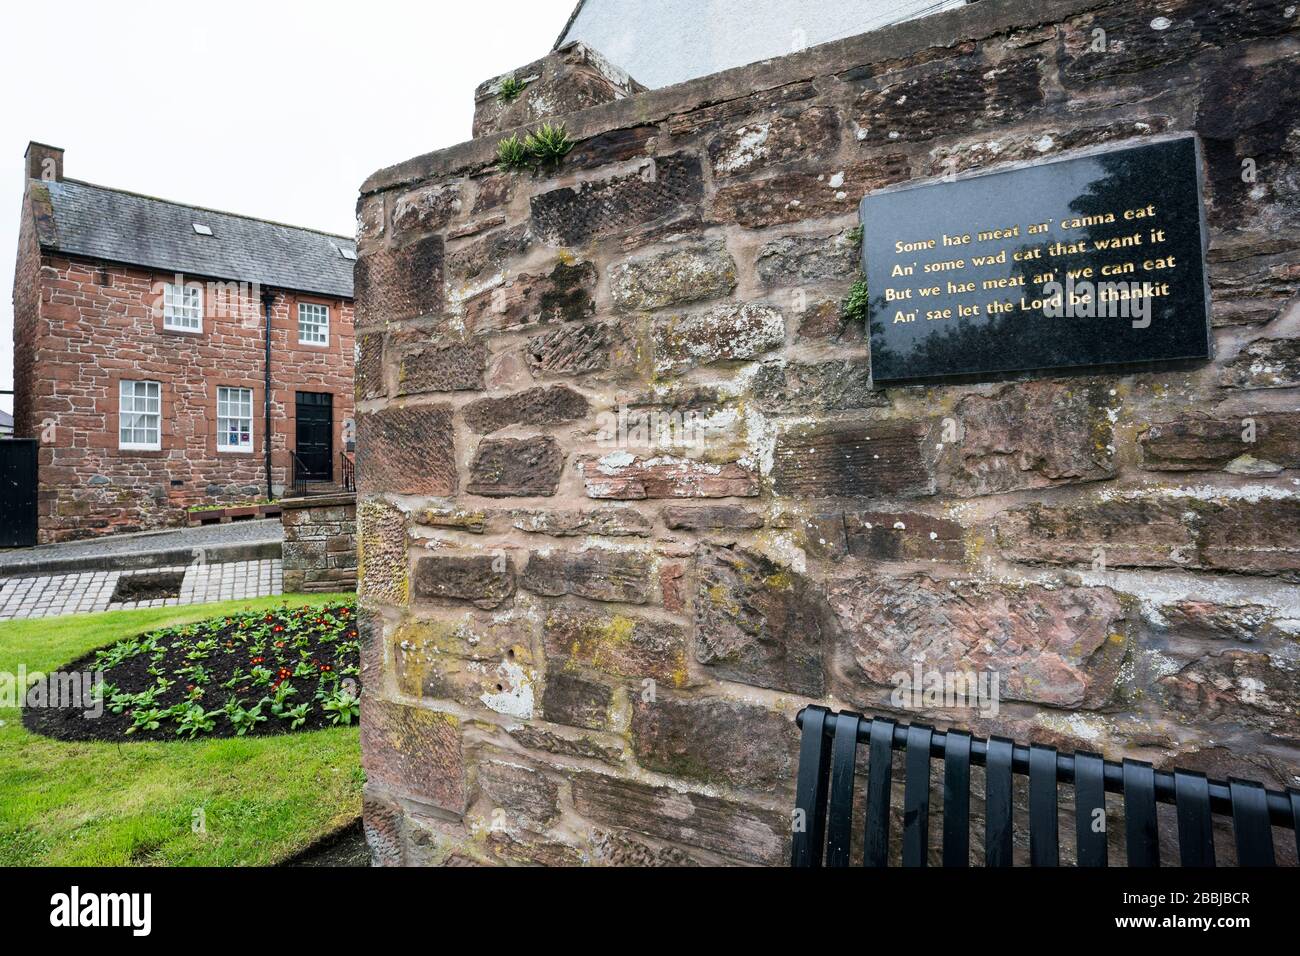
xmin=23 ymin=602 xmax=360 ymax=744
xmin=111 ymin=571 xmax=185 ymax=603
xmin=281 ymin=819 xmax=370 ymax=867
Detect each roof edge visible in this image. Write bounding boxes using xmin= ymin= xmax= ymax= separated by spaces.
xmin=34 ymin=248 xmax=354 ymax=301
xmin=551 ymin=0 xmax=588 ymax=51
xmin=49 ymin=176 xmax=356 ymax=244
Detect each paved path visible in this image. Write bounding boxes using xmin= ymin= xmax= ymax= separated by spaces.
xmin=0 ymin=519 xmax=282 ymax=574
xmin=0 ymin=560 xmax=282 ymax=620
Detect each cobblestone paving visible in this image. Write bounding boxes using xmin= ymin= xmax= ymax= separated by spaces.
xmin=0 ymin=560 xmax=283 ymax=620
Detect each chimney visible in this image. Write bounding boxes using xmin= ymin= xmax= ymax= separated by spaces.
xmin=25 ymin=141 xmax=64 ymax=183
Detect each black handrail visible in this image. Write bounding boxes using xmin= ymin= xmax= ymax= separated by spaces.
xmin=289 ymin=451 xmax=319 ymax=496
xmin=341 ymin=451 xmax=355 ymax=493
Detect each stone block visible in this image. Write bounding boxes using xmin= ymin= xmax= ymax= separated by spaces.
xmin=521 ymin=547 xmax=654 ymax=604
xmin=467 ymin=436 xmax=564 ymax=497
xmin=570 ymin=771 xmax=787 ymax=865
xmin=630 ymin=695 xmax=799 ymax=793
xmin=396 ymin=342 xmax=487 ymax=394
xmin=412 ymin=553 xmax=515 ymax=609
xmin=356 ymin=405 xmax=457 ymax=496
xmin=354 ymin=234 xmax=443 ymax=326
xmin=609 ymin=240 xmax=737 ymax=312
xmin=772 ymin=421 xmax=932 ymax=499
xmin=463 ymin=385 xmax=589 ymax=434
xmin=578 ymin=454 xmax=759 ymax=499
xmin=361 ymin=697 xmax=465 ymax=812
xmin=828 ymin=575 xmax=1130 ymax=709
xmin=694 ymin=543 xmax=829 ymax=696
xmin=473 ymin=42 xmax=647 ymax=138
xmin=531 ymin=152 xmax=704 ymax=246
xmin=542 ymin=604 xmax=689 ymax=686
xmin=652 ymin=303 xmax=784 ymax=372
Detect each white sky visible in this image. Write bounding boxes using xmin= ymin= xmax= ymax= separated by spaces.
xmin=0 ymin=0 xmax=576 ymax=415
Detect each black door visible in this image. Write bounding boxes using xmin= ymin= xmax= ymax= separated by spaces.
xmin=295 ymin=393 xmax=333 ymax=481
xmin=1 ymin=439 xmax=39 ymax=548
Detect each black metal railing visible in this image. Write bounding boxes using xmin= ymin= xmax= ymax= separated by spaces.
xmin=792 ymin=705 xmax=1299 ymax=868
xmin=289 ymin=451 xmax=333 ymax=496
xmin=341 ymin=451 xmax=355 ymax=492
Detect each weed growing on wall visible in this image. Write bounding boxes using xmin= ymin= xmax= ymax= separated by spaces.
xmin=497 ymin=123 xmax=576 ymax=173
xmin=842 ymin=274 xmax=869 ymax=327
xmin=524 ymin=122 xmax=575 ymax=168
xmin=497 ymin=75 xmax=528 ymax=103
xmin=496 ymin=133 xmax=530 ymax=171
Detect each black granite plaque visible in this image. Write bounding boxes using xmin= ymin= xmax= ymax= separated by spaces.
xmin=860 ymin=135 xmax=1211 ymax=385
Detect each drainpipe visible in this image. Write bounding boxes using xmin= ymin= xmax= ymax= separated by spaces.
xmin=261 ymin=288 xmax=275 ymax=500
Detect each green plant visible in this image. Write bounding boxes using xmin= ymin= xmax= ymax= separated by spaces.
xmin=496 ymin=133 xmax=530 ymax=171
xmin=175 ymin=704 xmax=220 ymax=739
xmin=321 ymin=689 xmax=360 ymax=726
xmin=842 ymin=274 xmax=869 ymax=326
xmin=524 ymin=122 xmax=574 ymax=168
xmin=846 ymin=225 xmax=864 ymax=247
xmin=178 ymin=662 xmax=210 ymax=686
xmin=269 ymin=682 xmax=297 ymax=716
xmin=224 ymin=698 xmax=267 ymax=736
xmin=281 ymin=703 xmax=311 ymax=730
xmin=497 ymin=75 xmax=527 ymax=104
xmin=126 ymin=708 xmax=166 ymax=735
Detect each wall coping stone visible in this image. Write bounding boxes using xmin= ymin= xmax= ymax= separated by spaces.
xmin=360 ymin=0 xmax=1105 ymax=196
xmin=280 ymin=493 xmax=358 ymax=510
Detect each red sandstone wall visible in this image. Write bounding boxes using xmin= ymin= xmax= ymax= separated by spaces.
xmin=354 ymin=0 xmax=1300 ymax=866
xmin=11 ymin=188 xmax=43 ymax=439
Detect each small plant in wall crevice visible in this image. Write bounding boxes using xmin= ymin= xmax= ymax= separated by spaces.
xmin=497 ymin=75 xmax=528 ymax=104
xmin=525 ymin=122 xmax=575 ymax=168
xmin=841 ymin=274 xmax=869 ymax=328
xmin=496 ymin=133 xmax=530 ymax=171
xmin=496 ymin=123 xmax=576 ymax=174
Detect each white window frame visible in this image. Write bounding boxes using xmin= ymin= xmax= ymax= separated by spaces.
xmin=163 ymin=281 xmax=204 ymax=332
xmin=298 ymin=301 xmax=330 ymax=346
xmin=216 ymin=386 xmax=254 ymax=453
xmin=119 ymin=380 xmax=162 ymax=451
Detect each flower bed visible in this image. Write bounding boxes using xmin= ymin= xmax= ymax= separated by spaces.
xmin=24 ymin=601 xmax=360 ymax=743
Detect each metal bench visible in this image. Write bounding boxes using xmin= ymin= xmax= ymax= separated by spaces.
xmin=792 ymin=705 xmax=1300 ymax=867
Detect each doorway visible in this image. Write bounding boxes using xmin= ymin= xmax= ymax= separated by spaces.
xmin=294 ymin=392 xmax=333 ymax=482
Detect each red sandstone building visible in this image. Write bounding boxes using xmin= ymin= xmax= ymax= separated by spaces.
xmin=11 ymin=143 xmax=356 ymax=542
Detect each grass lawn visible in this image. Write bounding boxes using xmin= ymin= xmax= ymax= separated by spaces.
xmin=0 ymin=594 xmax=362 ymax=866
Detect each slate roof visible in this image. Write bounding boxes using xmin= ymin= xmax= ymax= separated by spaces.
xmin=33 ymin=178 xmax=355 ymax=298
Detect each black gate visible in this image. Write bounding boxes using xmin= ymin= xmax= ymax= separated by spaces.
xmin=0 ymin=439 xmax=38 ymax=548
xmin=294 ymin=392 xmax=333 ymax=481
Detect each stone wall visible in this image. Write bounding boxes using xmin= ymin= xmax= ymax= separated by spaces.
xmin=354 ymin=0 xmax=1300 ymax=866
xmin=281 ymin=494 xmax=358 ymax=593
